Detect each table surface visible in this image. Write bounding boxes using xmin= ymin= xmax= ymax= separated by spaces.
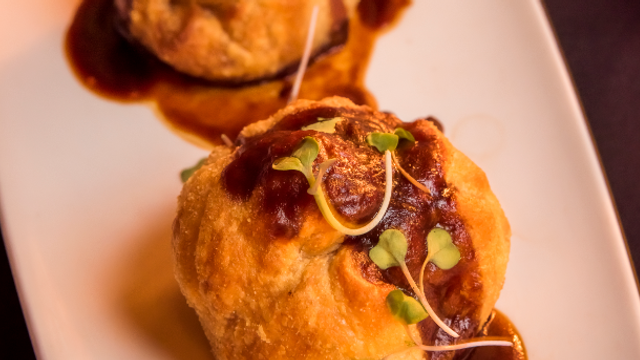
xmin=1 ymin=0 xmax=639 ymax=358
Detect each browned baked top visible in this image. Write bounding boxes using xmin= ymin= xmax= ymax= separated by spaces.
xmin=173 ymin=97 xmax=510 ymax=360
xmin=221 ymin=102 xmax=482 ymax=354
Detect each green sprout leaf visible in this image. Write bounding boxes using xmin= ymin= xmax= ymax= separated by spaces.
xmin=426 ymin=228 xmax=461 ymax=270
xmin=367 ymin=132 xmax=399 ymax=153
xmin=301 ymin=117 xmax=343 ymax=134
xmin=386 ymin=290 xmax=429 ymax=325
xmin=394 ymin=128 xmax=415 ymax=142
xmin=369 ymin=229 xmax=408 ymax=269
xmin=291 ymin=137 xmax=320 ymax=169
xmin=272 ymin=157 xmax=305 ymax=173
xmin=180 ymin=157 xmax=207 ymax=183
xmin=375 ymin=228 xmax=462 ymax=338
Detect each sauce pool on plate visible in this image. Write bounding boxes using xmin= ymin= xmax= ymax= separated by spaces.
xmin=65 ymin=0 xmax=410 ymax=146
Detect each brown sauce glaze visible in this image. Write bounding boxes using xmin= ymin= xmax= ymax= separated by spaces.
xmin=224 ymin=105 xmax=400 ymax=237
xmin=222 ymin=106 xmax=494 ymax=358
xmin=65 ymin=0 xmax=410 ymax=146
xmin=358 ymin=0 xmax=412 ymax=28
xmin=347 ymin=118 xmax=483 ymax=357
xmin=467 ymin=310 xmax=527 ymax=360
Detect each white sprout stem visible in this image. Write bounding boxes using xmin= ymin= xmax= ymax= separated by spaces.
xmin=418 ymin=254 xmax=431 ymax=296
xmin=221 ymin=134 xmax=233 ymax=147
xmin=312 ymin=150 xmax=393 ymax=236
xmin=417 ymin=340 xmax=513 ymax=351
xmin=398 ymin=262 xmax=460 ymax=338
xmin=403 ymin=324 xmax=423 ymax=346
xmin=308 ymin=159 xmax=338 ymax=195
xmin=288 ymin=5 xmax=319 ymax=104
xmin=381 ymin=339 xmax=513 ymax=360
xmin=391 ymin=152 xmax=430 ymax=195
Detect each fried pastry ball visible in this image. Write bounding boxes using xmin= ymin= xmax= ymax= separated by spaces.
xmin=172 ymin=97 xmax=511 ymax=359
xmin=116 ymin=0 xmax=357 ymax=82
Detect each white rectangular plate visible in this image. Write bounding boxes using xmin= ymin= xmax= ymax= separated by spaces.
xmin=1 ymin=0 xmax=639 ymax=359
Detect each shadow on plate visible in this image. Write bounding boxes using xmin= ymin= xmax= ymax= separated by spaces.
xmin=117 ymin=209 xmax=214 ymax=360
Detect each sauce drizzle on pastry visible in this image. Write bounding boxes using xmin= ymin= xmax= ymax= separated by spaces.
xmin=221 ymin=106 xmax=526 ymax=359
xmin=65 ymin=0 xmax=409 ymax=146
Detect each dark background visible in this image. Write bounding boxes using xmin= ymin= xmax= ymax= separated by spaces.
xmin=1 ymin=0 xmax=639 ymax=358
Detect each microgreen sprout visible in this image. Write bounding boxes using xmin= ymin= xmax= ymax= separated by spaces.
xmin=369 ymin=229 xmax=407 ymax=269
xmin=394 ymin=128 xmax=415 ymax=142
xmin=381 ymin=339 xmax=514 ymax=360
xmin=272 ymin=137 xmax=319 ymax=185
xmin=301 ymin=117 xmax=344 ymax=133
xmin=272 ymin=137 xmax=393 ymax=236
xmin=386 ymin=289 xmax=428 ymax=325
xmin=180 ymin=157 xmax=207 ymax=183
xmin=291 ymin=137 xmax=319 ymax=172
xmin=426 ymin=228 xmax=461 ymax=270
xmin=367 ymin=130 xmax=431 ymax=195
xmin=221 ymin=134 xmax=234 ymax=147
xmin=390 ymin=152 xmax=431 ymax=194
xmin=272 ymin=157 xmax=306 ymax=173
xmin=369 ymin=229 xmax=460 ymax=338
xmin=366 ymin=132 xmax=398 ymax=152
xmin=288 ymin=5 xmax=319 ymax=103
xmin=419 ymin=228 xmax=461 ymax=295
xmin=387 ymin=286 xmax=428 ymax=346
xmin=376 ymin=228 xmax=513 ymax=358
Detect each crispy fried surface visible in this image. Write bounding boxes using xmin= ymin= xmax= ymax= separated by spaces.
xmin=125 ymin=0 xmax=358 ymax=82
xmin=173 ymin=97 xmax=510 ymax=359
xmin=441 ymin=138 xmax=511 ymax=326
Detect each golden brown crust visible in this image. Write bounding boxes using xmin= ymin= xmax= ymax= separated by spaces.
xmin=126 ymin=0 xmax=359 ymax=82
xmin=239 ymin=96 xmax=367 ymax=138
xmin=173 ymin=97 xmax=510 ymax=359
xmin=441 ymin=138 xmax=511 ymax=325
